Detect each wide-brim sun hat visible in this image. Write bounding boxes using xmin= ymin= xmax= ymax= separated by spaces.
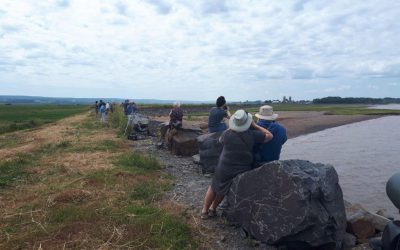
xmin=255 ymin=105 xmax=278 ymax=120
xmin=229 ymin=109 xmax=253 ymax=132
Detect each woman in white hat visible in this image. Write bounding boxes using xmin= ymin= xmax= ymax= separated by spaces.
xmin=201 ymin=109 xmax=273 ymax=219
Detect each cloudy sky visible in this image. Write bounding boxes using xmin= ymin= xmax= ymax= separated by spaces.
xmin=0 ymin=0 xmax=399 ymax=101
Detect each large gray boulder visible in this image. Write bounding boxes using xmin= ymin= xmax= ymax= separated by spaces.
xmin=225 ymin=160 xmax=346 ymax=249
xmin=159 ymin=122 xmax=203 ymax=156
xmin=197 ymin=131 xmax=223 ymax=173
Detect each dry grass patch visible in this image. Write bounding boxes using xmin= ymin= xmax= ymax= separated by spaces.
xmin=0 ymin=112 xmax=198 ymax=249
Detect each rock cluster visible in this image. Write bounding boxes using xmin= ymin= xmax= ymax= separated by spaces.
xmin=225 ymin=160 xmax=347 ymax=249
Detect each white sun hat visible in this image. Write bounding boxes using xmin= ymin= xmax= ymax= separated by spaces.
xmin=229 ymin=109 xmax=253 ymax=132
xmin=255 ymin=105 xmax=278 ymax=120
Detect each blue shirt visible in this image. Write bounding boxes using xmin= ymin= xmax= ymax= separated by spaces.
xmin=208 ymin=107 xmax=228 ymax=130
xmin=126 ymin=104 xmax=136 ymax=115
xmin=254 ymin=120 xmax=287 ymax=163
xmin=99 ymin=105 xmax=106 ymax=114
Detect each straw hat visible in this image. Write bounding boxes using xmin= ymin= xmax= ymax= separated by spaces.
xmin=229 ymin=109 xmax=253 ymax=132
xmin=255 ymin=105 xmax=278 ymax=120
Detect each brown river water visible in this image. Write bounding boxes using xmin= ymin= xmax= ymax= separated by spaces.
xmin=281 ymin=105 xmax=400 ymax=218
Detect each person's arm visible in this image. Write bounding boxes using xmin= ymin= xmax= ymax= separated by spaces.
xmin=223 ymin=106 xmax=231 ymax=118
xmin=251 ymin=121 xmax=273 ymax=143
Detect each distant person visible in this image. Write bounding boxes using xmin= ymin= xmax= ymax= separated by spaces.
xmin=94 ymin=101 xmax=99 ymax=118
xmin=208 ymin=96 xmax=231 ymax=133
xmin=123 ymin=100 xmax=129 ymax=115
xmin=169 ymin=101 xmax=183 ymax=129
xmin=109 ymin=102 xmax=114 ymax=113
xmin=126 ymin=101 xmax=137 ymax=116
xmin=201 ymin=110 xmax=273 ymax=219
xmin=99 ymin=103 xmax=106 ymax=126
xmin=253 ymin=105 xmax=287 ymax=165
xmin=105 ymin=102 xmax=110 ymax=114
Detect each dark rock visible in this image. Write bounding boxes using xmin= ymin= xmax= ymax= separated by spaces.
xmin=160 ymin=122 xmax=203 ymax=156
xmin=225 ymin=160 xmax=347 ymax=249
xmin=197 ymin=131 xmax=223 ymax=173
xmin=169 ymin=130 xmax=202 ymax=156
xmin=343 ymin=233 xmax=357 ymax=248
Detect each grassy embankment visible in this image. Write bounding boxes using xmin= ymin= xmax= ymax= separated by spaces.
xmin=0 ymin=106 xmax=197 ymax=249
xmin=0 ymin=104 xmax=88 ymax=134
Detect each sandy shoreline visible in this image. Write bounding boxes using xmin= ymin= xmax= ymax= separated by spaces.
xmin=151 ymin=111 xmax=382 ymax=139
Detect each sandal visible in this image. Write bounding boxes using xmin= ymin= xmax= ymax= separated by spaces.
xmin=200 ymin=211 xmax=209 ymax=220
xmin=208 ymin=209 xmax=217 ymax=218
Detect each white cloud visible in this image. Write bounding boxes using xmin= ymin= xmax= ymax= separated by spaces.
xmin=0 ymin=0 xmax=399 ymax=100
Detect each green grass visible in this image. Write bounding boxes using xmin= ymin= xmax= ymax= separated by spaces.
xmin=0 ymin=155 xmax=35 ymax=187
xmin=116 ymin=205 xmax=197 ymax=249
xmin=85 ymin=169 xmax=119 ymax=186
xmin=49 ymin=204 xmax=98 ymax=223
xmin=130 ymin=181 xmax=172 ymax=204
xmin=0 ymin=141 xmax=75 ymax=188
xmin=0 ymin=104 xmax=88 ymax=134
xmin=113 ymin=152 xmax=161 ymax=174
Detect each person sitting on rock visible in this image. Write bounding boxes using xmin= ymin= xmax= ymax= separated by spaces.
xmin=253 ymin=105 xmax=287 ymax=165
xmin=166 ymin=101 xmax=183 ymax=147
xmin=208 ymin=96 xmax=231 ymax=133
xmin=169 ymin=101 xmax=183 ymax=129
xmin=201 ymin=109 xmax=273 ymax=219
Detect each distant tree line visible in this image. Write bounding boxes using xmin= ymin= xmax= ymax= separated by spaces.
xmin=313 ymin=96 xmax=400 ymax=104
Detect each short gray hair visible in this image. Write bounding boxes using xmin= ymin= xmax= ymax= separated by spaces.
xmin=173 ymin=101 xmax=181 ymax=107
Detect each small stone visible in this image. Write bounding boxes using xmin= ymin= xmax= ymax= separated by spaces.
xmin=351 ymin=243 xmax=373 ymax=250
xmin=260 ymin=244 xmax=278 ymax=250
xmin=239 ymin=228 xmax=248 ymax=239
xmin=220 ymin=236 xmax=226 ymax=242
xmin=192 ymin=154 xmax=201 ymax=164
xmin=343 ymin=232 xmax=357 ymax=248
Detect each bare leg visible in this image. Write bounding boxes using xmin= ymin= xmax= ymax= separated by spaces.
xmin=210 ymin=195 xmax=224 ymax=211
xmin=202 ymin=186 xmax=216 ymax=213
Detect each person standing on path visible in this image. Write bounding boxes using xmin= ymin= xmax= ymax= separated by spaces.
xmin=99 ymin=103 xmax=106 ymax=126
xmin=201 ymin=110 xmax=273 ymax=219
xmin=208 ymin=96 xmax=231 ymax=133
xmin=94 ymin=101 xmax=99 ymax=118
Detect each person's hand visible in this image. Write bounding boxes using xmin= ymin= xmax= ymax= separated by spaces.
xmin=251 ymin=120 xmax=257 ymax=127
